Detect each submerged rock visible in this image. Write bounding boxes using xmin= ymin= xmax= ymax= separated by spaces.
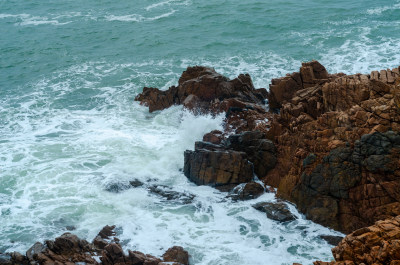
xmin=252 ymin=201 xmax=296 ymax=223
xmin=319 ymin=235 xmax=344 ymax=246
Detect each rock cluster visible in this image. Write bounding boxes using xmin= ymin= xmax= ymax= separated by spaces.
xmin=264 ymin=62 xmax=400 ymax=233
xmin=313 ymin=215 xmax=400 ymax=265
xmin=2 ymin=226 xmax=189 ymax=265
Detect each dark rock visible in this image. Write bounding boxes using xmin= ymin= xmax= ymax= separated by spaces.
xmin=65 ymin=225 xmax=76 ymax=231
xmin=148 ymin=185 xmax=195 ymax=204
xmin=319 ymin=235 xmax=344 ymax=246
xmin=162 ymin=246 xmax=189 ymax=265
xmin=93 ymin=225 xmax=117 ymax=250
xmin=229 ymin=182 xmax=265 ymax=200
xmin=184 ymin=148 xmax=253 ymax=187
xmin=253 ymin=202 xmax=296 ymax=222
xmin=105 ymin=182 xmax=131 ymax=193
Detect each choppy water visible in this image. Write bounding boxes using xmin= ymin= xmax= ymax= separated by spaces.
xmin=1 ymin=0 xmax=400 ymax=264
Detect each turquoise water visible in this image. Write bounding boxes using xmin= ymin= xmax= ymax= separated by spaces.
xmin=1 ymin=0 xmax=400 ymax=264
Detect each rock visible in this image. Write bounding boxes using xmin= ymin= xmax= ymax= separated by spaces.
xmin=184 ymin=148 xmax=253 ymax=188
xmin=26 ymin=242 xmax=45 ymax=260
xmin=229 ymin=182 xmax=265 ymax=200
xmin=314 ymin=216 xmax=400 ymax=265
xmin=129 ymin=179 xmax=145 ymax=187
xmin=263 ymin=62 xmax=400 ymax=233
xmin=203 ymin=130 xmax=223 ymax=144
xmin=93 ymin=225 xmax=117 ymax=250
xmin=105 ymin=181 xmax=131 ymax=193
xmin=252 ymin=202 xmax=297 ymax=222
xmin=162 ymin=246 xmax=189 ymax=265
xmin=148 ymin=185 xmax=195 ymax=204
xmin=319 ymin=235 xmax=344 ymax=246
xmin=11 ymin=227 xmax=190 ymax=265
xmin=135 ymin=66 xmax=267 ymax=114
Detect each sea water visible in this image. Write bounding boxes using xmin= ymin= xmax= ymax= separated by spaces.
xmin=1 ymin=0 xmax=400 ymax=264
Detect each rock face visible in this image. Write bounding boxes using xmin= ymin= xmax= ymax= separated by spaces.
xmin=135 ymin=66 xmax=267 ymax=114
xmin=264 ymin=63 xmax=400 ymax=233
xmin=184 ymin=131 xmax=277 ymax=189
xmin=314 ymin=215 xmax=400 ymax=265
xmin=5 ymin=226 xmax=190 ymax=265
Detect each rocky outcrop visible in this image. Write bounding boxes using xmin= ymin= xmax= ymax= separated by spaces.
xmin=264 ymin=63 xmax=400 ymax=233
xmin=135 ymin=66 xmax=267 ymax=114
xmin=4 ymin=226 xmax=190 ymax=265
xmin=184 ymin=131 xmax=277 ymax=190
xmin=313 ymin=215 xmax=400 ymax=265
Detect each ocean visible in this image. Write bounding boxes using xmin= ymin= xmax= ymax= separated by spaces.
xmin=1 ymin=0 xmax=400 ymax=264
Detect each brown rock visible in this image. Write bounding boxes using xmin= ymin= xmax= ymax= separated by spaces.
xmin=135 ymin=66 xmax=267 ymax=114
xmin=229 ymin=182 xmax=265 ymax=200
xmin=162 ymin=246 xmax=189 ymax=265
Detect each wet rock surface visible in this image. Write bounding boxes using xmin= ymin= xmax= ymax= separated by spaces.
xmin=252 ymin=201 xmax=297 ymax=222
xmin=5 ymin=226 xmax=190 ymax=265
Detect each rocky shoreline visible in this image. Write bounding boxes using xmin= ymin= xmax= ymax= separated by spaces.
xmin=136 ymin=61 xmax=400 ymax=265
xmin=2 ymin=62 xmax=399 ymax=264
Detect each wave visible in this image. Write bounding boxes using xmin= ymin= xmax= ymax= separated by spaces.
xmin=0 ymin=13 xmax=71 ymax=26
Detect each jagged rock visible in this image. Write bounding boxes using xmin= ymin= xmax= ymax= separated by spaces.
xmin=105 ymin=182 xmax=131 ymax=193
xmin=162 ymin=246 xmax=189 ymax=265
xmin=252 ymin=201 xmax=296 ymax=222
xmin=135 ymin=66 xmax=267 ymax=114
xmin=263 ymin=62 xmax=400 ymax=233
xmin=229 ymin=182 xmax=265 ymax=200
xmin=314 ymin=216 xmax=400 ymax=265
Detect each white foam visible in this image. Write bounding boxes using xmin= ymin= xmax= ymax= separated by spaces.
xmin=366 ymin=2 xmax=400 ymax=15
xmin=0 ymin=13 xmax=70 ymax=26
